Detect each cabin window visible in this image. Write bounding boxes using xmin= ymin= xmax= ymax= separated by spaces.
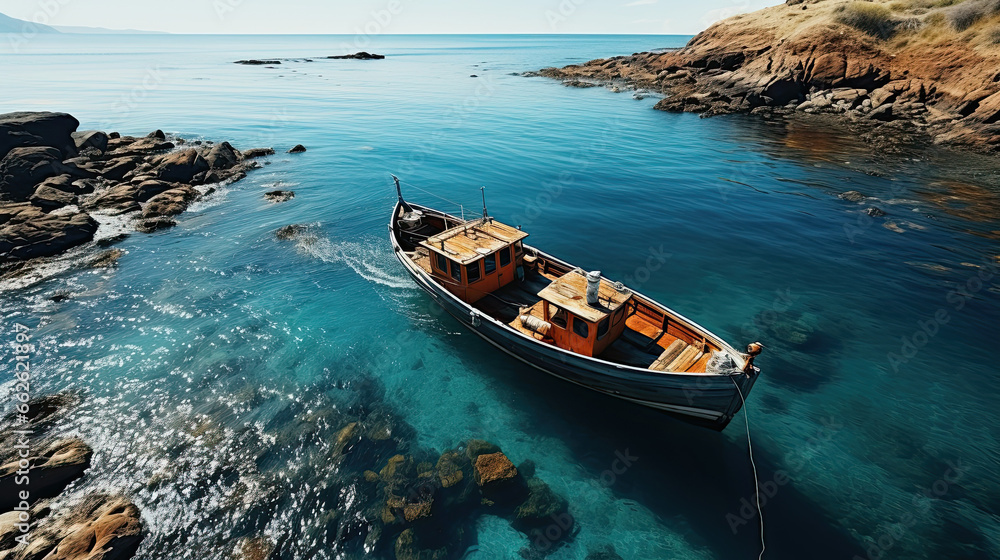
xmin=484 ymin=253 xmax=497 ymax=275
xmin=435 ymin=253 xmax=448 ymax=274
xmin=466 ymin=262 xmax=482 ymax=283
xmin=596 ymin=317 xmax=610 ymax=340
xmin=499 ymin=246 xmax=512 ymax=267
xmin=450 ymin=259 xmax=461 ymax=283
xmin=573 ymin=317 xmax=590 ymax=339
xmin=550 ymin=306 xmax=567 ymax=329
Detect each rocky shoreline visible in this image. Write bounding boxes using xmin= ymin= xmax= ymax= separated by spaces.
xmin=0 ymin=111 xmax=293 ymax=276
xmin=533 ymin=0 xmax=1000 ymax=155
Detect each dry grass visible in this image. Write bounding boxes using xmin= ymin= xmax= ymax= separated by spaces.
xmin=945 ymin=0 xmax=1000 ymax=30
xmin=837 ymin=1 xmax=899 ymax=38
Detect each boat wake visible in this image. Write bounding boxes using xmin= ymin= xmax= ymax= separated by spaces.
xmin=294 ymin=230 xmax=413 ymax=290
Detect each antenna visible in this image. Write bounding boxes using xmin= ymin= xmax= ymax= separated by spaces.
xmin=480 ymin=186 xmax=489 ymax=222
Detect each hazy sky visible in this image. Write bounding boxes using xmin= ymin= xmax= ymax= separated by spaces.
xmin=0 ymin=0 xmax=780 ymax=34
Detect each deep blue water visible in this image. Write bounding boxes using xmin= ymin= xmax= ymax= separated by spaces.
xmin=1 ymin=34 xmax=999 ymax=559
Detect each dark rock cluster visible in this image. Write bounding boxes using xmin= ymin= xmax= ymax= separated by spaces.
xmin=0 ymin=111 xmax=274 ymax=265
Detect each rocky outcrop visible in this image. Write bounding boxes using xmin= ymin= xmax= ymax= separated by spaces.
xmin=0 ymin=204 xmax=99 ymax=261
xmin=0 ymin=112 xmax=79 ymax=162
xmin=0 ymin=146 xmax=90 ymax=202
xmin=287 ymin=144 xmax=307 ymax=153
xmin=0 ymin=111 xmax=265 ymax=265
xmin=535 ymin=0 xmax=1000 ymax=154
xmin=0 ymin=438 xmax=93 ymax=512
xmin=3 ymin=494 xmax=143 ymax=560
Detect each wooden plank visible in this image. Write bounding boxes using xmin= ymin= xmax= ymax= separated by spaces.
xmin=649 ymin=339 xmax=688 ymax=371
xmin=665 ymin=346 xmax=702 ymax=372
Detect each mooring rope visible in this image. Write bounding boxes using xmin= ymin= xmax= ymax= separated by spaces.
xmin=732 ymin=376 xmax=765 ymax=560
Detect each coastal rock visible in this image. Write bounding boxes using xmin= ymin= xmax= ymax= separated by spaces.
xmin=135 ymin=216 xmax=176 ymax=233
xmin=151 ymin=149 xmax=210 ymax=183
xmin=148 ymin=129 xmax=166 ymax=139
xmin=71 ymin=130 xmax=108 ymax=153
xmin=141 ymin=185 xmax=200 ymax=218
xmin=0 ymin=205 xmax=98 ymax=262
xmin=0 ymin=146 xmax=88 ymax=202
xmin=9 ymin=494 xmax=143 ymax=560
xmin=242 ymin=147 xmax=275 ymax=159
xmin=99 ymin=156 xmax=144 ymax=181
xmin=865 ymin=206 xmax=887 ymax=217
xmin=0 ymin=438 xmax=93 ymax=511
xmin=89 ymin=248 xmax=124 ymax=267
xmin=264 ymin=190 xmax=294 ymax=202
xmin=235 ymin=59 xmax=282 ymax=65
xmin=287 ymin=144 xmax=307 ymax=153
xmin=534 ymin=0 xmax=1000 ymax=154
xmin=84 ymin=184 xmax=142 ymax=214
xmin=328 ymin=52 xmax=385 ymax=60
xmin=202 ymin=141 xmax=242 ymax=169
xmin=107 ymin=136 xmax=175 ymax=157
xmin=134 ymin=179 xmax=178 ymax=202
xmin=274 ymin=224 xmax=308 ymax=240
xmin=0 ymin=111 xmax=79 ymax=161
xmin=29 ymin=184 xmax=77 ymax=211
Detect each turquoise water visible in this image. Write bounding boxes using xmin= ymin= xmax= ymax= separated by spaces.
xmin=1 ymin=34 xmax=999 ymax=559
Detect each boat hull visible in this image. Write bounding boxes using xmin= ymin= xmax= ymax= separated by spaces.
xmin=390 ymin=202 xmax=758 ymax=431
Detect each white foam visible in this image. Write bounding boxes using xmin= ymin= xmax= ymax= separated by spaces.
xmin=295 ymin=232 xmax=413 ymax=290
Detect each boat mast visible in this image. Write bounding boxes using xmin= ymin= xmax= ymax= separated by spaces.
xmin=481 ymin=186 xmax=489 ymax=223
xmin=392 ymin=174 xmax=415 ymax=214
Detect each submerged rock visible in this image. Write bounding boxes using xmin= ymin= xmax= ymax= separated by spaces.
xmin=89 ymin=248 xmax=124 ymax=268
xmin=243 ymin=147 xmax=275 ymax=159
xmin=287 ymin=144 xmax=307 ymax=153
xmin=839 ymin=190 xmax=867 ymax=202
xmin=264 ymin=190 xmax=295 ymax=202
xmin=474 ymin=452 xmax=517 ymax=487
xmin=235 ymin=59 xmax=282 ymax=65
xmin=274 ymin=224 xmax=308 ymax=240
xmin=865 ymin=206 xmax=887 ymax=217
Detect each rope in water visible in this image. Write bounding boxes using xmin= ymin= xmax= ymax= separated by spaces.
xmin=732 ymin=376 xmax=765 ymax=560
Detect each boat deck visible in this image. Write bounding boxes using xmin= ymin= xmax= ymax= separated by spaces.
xmin=466 ymin=267 xmax=713 ymax=373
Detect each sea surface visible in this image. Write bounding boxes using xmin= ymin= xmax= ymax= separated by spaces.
xmin=1 ymin=34 xmax=999 ymax=560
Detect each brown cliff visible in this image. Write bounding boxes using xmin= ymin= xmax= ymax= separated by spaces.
xmin=537 ymin=0 xmax=1000 ymax=153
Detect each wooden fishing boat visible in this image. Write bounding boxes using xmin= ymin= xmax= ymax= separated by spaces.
xmin=388 ymin=177 xmax=762 ymax=430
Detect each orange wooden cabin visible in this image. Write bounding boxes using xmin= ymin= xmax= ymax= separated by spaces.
xmin=420 ymin=219 xmax=528 ymax=304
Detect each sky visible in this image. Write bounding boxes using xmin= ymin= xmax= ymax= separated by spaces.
xmin=0 ymin=0 xmax=781 ymax=35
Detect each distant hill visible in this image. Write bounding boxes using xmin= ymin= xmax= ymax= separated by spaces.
xmin=0 ymin=11 xmax=59 ymax=33
xmin=0 ymin=11 xmax=164 ymax=34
